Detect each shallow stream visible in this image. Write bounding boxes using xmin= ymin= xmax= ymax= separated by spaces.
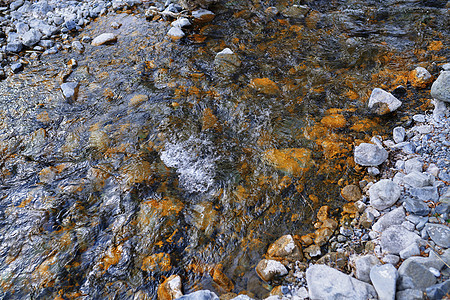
xmin=0 ymin=0 xmax=448 ymax=298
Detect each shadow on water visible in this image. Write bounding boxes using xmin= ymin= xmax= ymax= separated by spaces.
xmin=0 ymin=0 xmax=448 ymax=298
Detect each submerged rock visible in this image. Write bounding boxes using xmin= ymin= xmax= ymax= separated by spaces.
xmin=60 ymin=82 xmax=79 ymax=102
xmin=255 ymin=259 xmax=288 ymax=282
xmin=368 ymin=88 xmax=402 ymax=115
xmin=91 ymin=33 xmax=117 ymax=46
xmin=306 ymin=264 xmax=378 ymax=300
xmin=214 ymin=48 xmax=241 ymax=75
xmin=267 ymin=234 xmax=303 ymax=261
xmin=409 ymin=67 xmax=433 ymax=89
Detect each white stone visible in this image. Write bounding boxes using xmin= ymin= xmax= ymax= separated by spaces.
xmin=91 ymin=33 xmax=117 ymax=46
xmin=368 ymin=88 xmax=402 ymax=114
xmin=370 ymin=264 xmax=398 ymax=300
xmin=369 ymin=179 xmax=401 ymax=210
xmin=167 ymin=27 xmax=185 ymax=40
xmin=171 ymin=17 xmax=191 ymax=28
xmin=380 ymin=225 xmax=421 ymax=255
xmin=306 ymin=265 xmax=378 ymax=300
xmin=354 ymin=143 xmax=388 ymax=166
xmin=372 ymin=206 xmax=405 ymax=232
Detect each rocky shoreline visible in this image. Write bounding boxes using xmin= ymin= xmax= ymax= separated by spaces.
xmin=161 ymin=70 xmax=450 ymax=299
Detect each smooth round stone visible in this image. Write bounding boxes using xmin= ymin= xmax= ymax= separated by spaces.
xmin=91 ymin=33 xmax=117 ymax=46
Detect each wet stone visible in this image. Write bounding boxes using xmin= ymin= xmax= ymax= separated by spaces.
xmin=341 ymin=184 xmax=362 ymax=202
xmin=267 ymin=235 xmax=303 ymax=261
xmin=167 ymin=27 xmax=185 ymax=40
xmin=11 ymin=62 xmax=23 ymax=73
xmin=91 ymin=33 xmax=117 ymax=46
xmin=191 ymin=9 xmax=215 ymax=23
xmin=158 ymin=275 xmax=184 ymax=300
xmin=368 ymin=88 xmax=402 ymax=115
xmin=214 ymin=48 xmax=241 ymax=76
xmin=409 ymin=67 xmax=433 ymax=89
xmin=281 ymin=5 xmax=309 ymax=18
xmin=60 ymin=82 xmax=79 ymax=102
xmin=255 ymin=259 xmax=288 ymax=282
xmin=171 ymin=17 xmax=191 ymax=28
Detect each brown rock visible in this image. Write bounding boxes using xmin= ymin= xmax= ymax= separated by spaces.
xmin=342 ymin=202 xmax=358 ymax=217
xmin=129 ymin=94 xmax=149 ymax=107
xmin=267 ymin=234 xmax=303 ymax=261
xmin=270 ymin=286 xmax=283 ymax=296
xmin=316 ymin=205 xmax=330 ymax=221
xmin=157 ymin=275 xmax=183 ymax=300
xmin=212 ymin=264 xmax=234 ymax=292
xmin=320 ymin=114 xmax=346 ymax=128
xmin=316 ymin=252 xmax=348 ymax=271
xmin=340 ymin=184 xmax=362 ymax=202
xmin=263 ymin=148 xmax=313 ymax=177
xmin=250 ymin=78 xmax=280 ymax=95
xmin=255 ymin=259 xmax=288 ymax=282
xmin=321 ymin=218 xmax=338 ymax=231
xmin=409 ymin=67 xmax=433 ymax=89
xmin=314 ymin=227 xmax=333 ymax=246
xmin=304 ymin=244 xmax=321 ymax=258
xmin=300 ymin=233 xmax=314 ymax=246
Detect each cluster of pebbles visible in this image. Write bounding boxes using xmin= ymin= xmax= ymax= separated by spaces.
xmin=0 ymin=0 xmax=145 ymax=77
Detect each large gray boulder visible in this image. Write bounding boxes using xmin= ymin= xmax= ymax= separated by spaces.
xmin=425 ymin=224 xmax=450 ymax=248
xmin=369 ymin=179 xmax=401 ymax=210
xmin=398 ymin=259 xmax=436 ymax=291
xmin=354 ymin=143 xmax=388 ymax=166
xmin=306 ymin=264 xmax=378 ymax=300
xmin=21 ymin=29 xmax=42 ymax=47
xmin=368 ymin=88 xmax=402 ymax=115
xmin=380 ymin=225 xmax=421 ymax=255
xmin=431 ymin=71 xmax=450 ymax=102
xmin=370 ymin=264 xmax=398 ymax=300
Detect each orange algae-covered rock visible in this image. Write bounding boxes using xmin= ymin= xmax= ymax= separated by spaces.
xmin=120 ymin=158 xmax=153 ymax=184
xmin=320 ymin=114 xmax=347 ymax=128
xmin=249 ymin=78 xmax=280 ymax=95
xmin=157 ymin=275 xmax=183 ymax=300
xmin=316 ymin=205 xmax=330 ymax=221
xmin=409 ymin=67 xmax=433 ymax=89
xmin=267 ymin=234 xmax=304 ymax=261
xmin=263 ymin=148 xmax=312 ymax=176
xmin=141 ymin=253 xmax=172 ymax=272
xmin=212 ymin=264 xmax=234 ymax=292
xmin=202 ymin=108 xmax=221 ymax=131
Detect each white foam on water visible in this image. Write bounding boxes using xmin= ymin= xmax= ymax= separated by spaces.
xmin=160 ymin=137 xmax=219 ymax=193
